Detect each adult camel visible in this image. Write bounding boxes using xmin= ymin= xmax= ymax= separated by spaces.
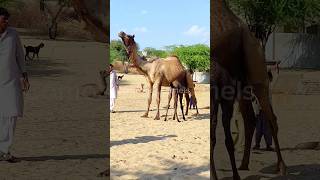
xmin=118 ymin=31 xmax=197 ymax=120
xmin=211 ymin=0 xmax=286 ymax=179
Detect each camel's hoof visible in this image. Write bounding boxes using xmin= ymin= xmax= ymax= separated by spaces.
xmin=141 ymin=114 xmax=148 ymax=118
xmin=154 ymin=117 xmax=160 ymax=120
xmin=234 ymin=174 xmax=241 ymax=180
xmin=238 ymin=165 xmax=249 ymax=171
xmin=277 ymin=161 xmax=287 ymax=176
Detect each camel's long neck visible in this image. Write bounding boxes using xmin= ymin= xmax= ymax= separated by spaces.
xmin=129 ymin=45 xmax=150 ymax=75
xmin=211 ymin=0 xmax=243 ymax=45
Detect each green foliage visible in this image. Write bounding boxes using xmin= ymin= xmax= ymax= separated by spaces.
xmin=281 ymin=0 xmax=320 ymax=29
xmin=172 ymin=44 xmax=210 ymax=72
xmin=143 ymin=47 xmax=168 ymax=58
xmin=228 ymin=0 xmax=320 ymax=49
xmin=0 ymin=0 xmax=14 ymax=7
xmin=110 ymin=40 xmax=128 ymax=63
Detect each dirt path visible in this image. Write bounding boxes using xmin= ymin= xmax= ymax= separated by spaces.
xmin=0 ymin=37 xmax=108 ymax=179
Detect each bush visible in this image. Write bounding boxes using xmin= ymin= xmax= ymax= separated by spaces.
xmin=110 ymin=40 xmax=128 ymax=63
xmin=172 ymin=44 xmax=210 ymax=72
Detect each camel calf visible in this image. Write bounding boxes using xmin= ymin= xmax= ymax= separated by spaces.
xmin=164 ymin=71 xmax=198 ymax=122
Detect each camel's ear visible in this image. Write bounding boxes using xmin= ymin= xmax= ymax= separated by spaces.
xmin=132 ymin=34 xmax=135 ymax=39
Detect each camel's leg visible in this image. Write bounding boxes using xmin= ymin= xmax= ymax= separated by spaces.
xmin=238 ymin=97 xmax=256 ymax=170
xmin=252 ymin=84 xmax=286 ymax=175
xmin=221 ymin=99 xmax=240 ymax=180
xmin=142 ymin=82 xmax=153 ymax=118
xmin=179 ymin=92 xmax=186 ymax=121
xmin=154 ymin=81 xmax=162 ymax=120
xmin=195 ymin=97 xmax=199 ymax=115
xmin=211 ymin=89 xmax=219 ymax=180
xmin=185 ymin=92 xmax=190 ymax=115
xmin=173 ymin=89 xmax=180 ymax=122
xmin=164 ymin=88 xmax=173 ymax=121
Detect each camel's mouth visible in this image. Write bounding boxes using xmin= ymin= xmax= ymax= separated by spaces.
xmin=118 ymin=31 xmax=126 ymax=39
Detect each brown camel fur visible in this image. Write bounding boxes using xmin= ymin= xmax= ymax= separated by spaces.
xmin=165 ymin=72 xmax=199 ymax=122
xmin=211 ymin=0 xmax=286 ymax=179
xmin=118 ymin=31 xmax=197 ymax=120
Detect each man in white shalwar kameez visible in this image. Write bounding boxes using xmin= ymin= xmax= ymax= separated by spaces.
xmin=109 ymin=64 xmax=119 ymax=113
xmin=0 ymin=8 xmax=30 ymax=162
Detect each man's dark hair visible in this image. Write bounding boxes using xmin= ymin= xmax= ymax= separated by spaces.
xmin=0 ymin=7 xmax=10 ymax=18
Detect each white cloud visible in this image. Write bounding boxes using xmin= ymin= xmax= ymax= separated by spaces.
xmin=133 ymin=27 xmax=148 ymax=33
xmin=141 ymin=10 xmax=148 ymax=15
xmin=184 ymin=25 xmax=210 ymax=45
xmin=184 ymin=25 xmax=207 ymax=36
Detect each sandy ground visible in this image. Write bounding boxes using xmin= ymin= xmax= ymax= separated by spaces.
xmin=0 ymin=37 xmax=108 ymax=179
xmin=215 ymin=70 xmax=320 ymax=180
xmin=110 ymin=74 xmax=210 ymax=179
xmin=111 ymin=70 xmax=320 ymax=180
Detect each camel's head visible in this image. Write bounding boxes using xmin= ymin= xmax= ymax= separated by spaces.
xmin=118 ymin=31 xmax=136 ymax=54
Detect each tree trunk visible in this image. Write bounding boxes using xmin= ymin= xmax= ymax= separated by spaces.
xmin=49 ymin=21 xmax=58 ymax=40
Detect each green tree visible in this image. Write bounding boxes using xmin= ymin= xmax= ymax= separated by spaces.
xmin=40 ymin=0 xmax=72 ymax=39
xmin=0 ymin=0 xmax=15 ymax=7
xmin=172 ymin=44 xmax=210 ymax=72
xmin=143 ymin=47 xmax=168 ymax=58
xmin=110 ymin=39 xmax=128 ymax=63
xmin=228 ymin=0 xmax=320 ymax=51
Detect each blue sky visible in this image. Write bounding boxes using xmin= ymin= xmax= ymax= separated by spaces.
xmin=110 ymin=0 xmax=210 ymax=50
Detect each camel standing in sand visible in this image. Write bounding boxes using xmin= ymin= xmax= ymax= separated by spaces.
xmin=118 ymin=31 xmax=197 ymax=120
xmin=211 ymin=0 xmax=286 ymax=179
xmin=164 ymin=71 xmax=199 ymax=122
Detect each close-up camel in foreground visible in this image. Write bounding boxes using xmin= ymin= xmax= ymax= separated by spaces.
xmin=211 ymin=0 xmax=286 ymax=179
xmin=118 ymin=31 xmax=197 ymax=121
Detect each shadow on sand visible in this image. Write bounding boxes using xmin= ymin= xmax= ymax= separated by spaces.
xmin=191 ymin=113 xmax=210 ymax=120
xmin=219 ymin=164 xmax=320 ymax=180
xmin=19 ymin=153 xmax=108 ymax=162
xmin=259 ymin=163 xmax=320 ymax=180
xmin=26 ymin=58 xmax=72 ymax=77
xmin=111 ymin=157 xmax=209 ymax=179
xmin=111 ymin=135 xmax=177 ymax=147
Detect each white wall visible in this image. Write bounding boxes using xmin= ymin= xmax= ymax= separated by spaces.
xmin=265 ymin=33 xmax=320 ymax=68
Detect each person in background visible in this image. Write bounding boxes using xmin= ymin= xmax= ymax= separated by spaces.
xmin=253 ymin=71 xmax=274 ymax=151
xmin=110 ymin=64 xmax=119 ymax=113
xmin=0 ymin=7 xmax=30 ymax=162
xmin=231 ymin=100 xmax=245 ymax=152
